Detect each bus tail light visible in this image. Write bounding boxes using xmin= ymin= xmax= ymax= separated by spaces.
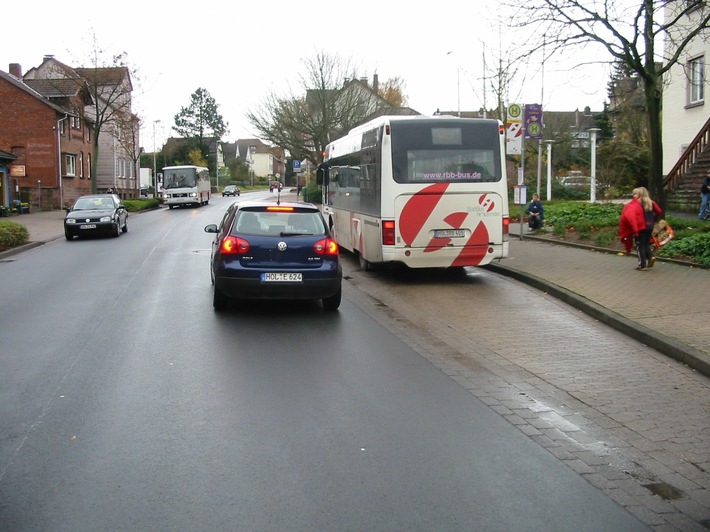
xmin=502 ymin=217 xmax=510 ymax=241
xmin=221 ymin=236 xmax=250 ymax=255
xmin=382 ymin=220 xmax=396 ymax=245
xmin=314 ymin=238 xmax=339 ymax=256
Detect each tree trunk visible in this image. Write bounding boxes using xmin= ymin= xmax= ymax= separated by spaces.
xmin=645 ymin=80 xmax=665 ymax=213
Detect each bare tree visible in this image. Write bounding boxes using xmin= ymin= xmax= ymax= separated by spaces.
xmin=75 ymin=34 xmax=139 ymax=194
xmin=115 ymin=113 xmax=142 ymax=193
xmin=503 ymin=0 xmax=710 ymax=210
xmin=247 ymin=51 xmax=397 ymax=164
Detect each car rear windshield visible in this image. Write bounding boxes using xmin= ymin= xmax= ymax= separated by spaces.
xmin=232 ymin=208 xmax=327 ymax=236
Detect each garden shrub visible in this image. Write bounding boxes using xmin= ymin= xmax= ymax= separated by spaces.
xmin=0 ymin=220 xmax=30 ymax=252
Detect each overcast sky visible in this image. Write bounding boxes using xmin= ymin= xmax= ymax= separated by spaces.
xmin=3 ymin=0 xmax=611 ymax=149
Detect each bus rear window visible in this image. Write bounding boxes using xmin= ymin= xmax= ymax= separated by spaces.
xmin=391 ymin=121 xmax=501 ymax=184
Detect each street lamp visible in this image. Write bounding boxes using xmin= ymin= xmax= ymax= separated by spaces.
xmin=446 ymin=51 xmax=460 ymax=117
xmin=589 ymin=128 xmax=601 ymax=203
xmin=545 ymin=140 xmax=555 ymax=201
xmin=152 ymin=119 xmax=161 ymax=195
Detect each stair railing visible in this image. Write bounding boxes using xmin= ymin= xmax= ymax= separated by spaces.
xmin=664 ymin=114 xmax=710 ymax=192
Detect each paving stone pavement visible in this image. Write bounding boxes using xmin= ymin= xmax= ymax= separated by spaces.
xmin=4 ymin=206 xmax=710 ymax=529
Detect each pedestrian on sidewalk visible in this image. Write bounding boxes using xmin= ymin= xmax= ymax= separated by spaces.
xmin=619 ymin=187 xmax=662 ymax=270
xmin=527 ymin=193 xmax=544 ymax=230
xmin=700 ymin=174 xmax=710 ymax=220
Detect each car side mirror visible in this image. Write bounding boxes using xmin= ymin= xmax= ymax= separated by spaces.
xmin=204 ymin=224 xmax=219 ymax=233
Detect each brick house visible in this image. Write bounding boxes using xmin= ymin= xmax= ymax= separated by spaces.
xmin=23 ymin=56 xmax=139 ymax=200
xmin=0 ymin=65 xmax=94 ymax=210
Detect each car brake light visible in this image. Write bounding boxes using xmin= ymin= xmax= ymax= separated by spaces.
xmin=314 ymin=238 xmax=339 ymax=256
xmin=267 ymin=206 xmax=294 ymax=212
xmin=503 ymin=217 xmax=510 ymax=241
xmin=382 ymin=220 xmax=395 ymax=246
xmin=221 ymin=236 xmax=250 ymax=254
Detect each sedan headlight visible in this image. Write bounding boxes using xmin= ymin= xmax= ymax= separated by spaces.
xmin=66 ymin=218 xmax=76 ymax=224
xmin=100 ymin=216 xmax=112 ymax=222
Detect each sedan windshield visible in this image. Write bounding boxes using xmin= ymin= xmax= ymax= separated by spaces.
xmin=73 ymin=198 xmax=114 ymax=210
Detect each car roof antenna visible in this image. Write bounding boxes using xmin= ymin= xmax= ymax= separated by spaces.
xmin=276 ymin=187 xmax=281 ymax=205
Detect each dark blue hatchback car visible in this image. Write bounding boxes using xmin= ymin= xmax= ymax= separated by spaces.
xmin=204 ymin=201 xmax=342 ymax=311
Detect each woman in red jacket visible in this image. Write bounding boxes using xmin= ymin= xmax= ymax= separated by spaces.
xmin=619 ymin=187 xmax=662 ymax=270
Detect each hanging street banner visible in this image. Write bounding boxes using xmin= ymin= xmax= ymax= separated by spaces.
xmin=506 ymin=103 xmax=523 ymax=155
xmin=524 ymin=104 xmax=544 ymax=139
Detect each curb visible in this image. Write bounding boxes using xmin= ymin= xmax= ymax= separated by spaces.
xmin=0 ymin=241 xmax=46 ymax=261
xmin=484 ymin=262 xmax=710 ymax=378
xmin=517 ymin=232 xmax=709 ymax=269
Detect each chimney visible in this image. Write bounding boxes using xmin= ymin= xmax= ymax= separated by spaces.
xmin=9 ymin=63 xmax=22 ymax=78
xmin=373 ymin=73 xmax=379 ymax=94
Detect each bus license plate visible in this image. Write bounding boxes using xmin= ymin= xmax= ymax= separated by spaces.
xmin=434 ymin=229 xmax=465 ymax=238
xmin=80 ymin=224 xmax=97 ymax=229
xmin=262 ymin=272 xmax=302 ymax=282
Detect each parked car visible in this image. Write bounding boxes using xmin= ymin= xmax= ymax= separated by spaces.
xmin=560 ymin=176 xmax=592 ymax=189
xmin=204 ymin=200 xmax=342 ymax=311
xmin=64 ymin=194 xmax=128 ymax=240
xmin=222 ymin=185 xmax=240 ymax=197
xmin=269 ymin=181 xmax=283 ymax=192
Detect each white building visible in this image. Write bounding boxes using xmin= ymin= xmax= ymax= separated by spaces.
xmin=662 ymin=2 xmax=710 ymax=174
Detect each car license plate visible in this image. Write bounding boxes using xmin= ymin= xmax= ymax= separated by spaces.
xmin=261 ymin=272 xmax=303 ymax=282
xmin=434 ymin=229 xmax=465 ymax=238
xmin=79 ymin=224 xmax=97 ymax=229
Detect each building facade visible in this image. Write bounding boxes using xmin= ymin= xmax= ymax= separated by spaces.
xmin=662 ymin=3 xmax=710 ymax=174
xmin=0 ymin=66 xmax=94 ymax=210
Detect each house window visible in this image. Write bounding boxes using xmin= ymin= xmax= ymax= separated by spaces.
xmin=71 ymin=116 xmax=80 ymax=129
xmin=79 ymin=152 xmax=84 ymax=178
xmin=116 ymin=158 xmax=126 ymax=178
xmin=66 ymin=154 xmax=76 ymax=176
xmin=689 ymin=56 xmax=705 ymax=105
xmin=87 ymin=154 xmax=92 ymax=179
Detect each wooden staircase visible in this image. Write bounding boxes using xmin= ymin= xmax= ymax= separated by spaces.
xmin=664 ymin=115 xmax=710 ymax=212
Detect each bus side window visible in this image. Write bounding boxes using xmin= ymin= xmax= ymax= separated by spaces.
xmin=316 ymin=164 xmax=329 ymax=185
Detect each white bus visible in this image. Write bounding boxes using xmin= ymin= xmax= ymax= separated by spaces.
xmin=162 ymin=165 xmax=211 ymax=209
xmin=317 ymin=115 xmax=509 ymax=269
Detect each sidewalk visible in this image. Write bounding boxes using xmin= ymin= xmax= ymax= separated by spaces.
xmin=4 ymin=207 xmax=710 ymax=377
xmin=487 ymin=229 xmax=710 ymax=377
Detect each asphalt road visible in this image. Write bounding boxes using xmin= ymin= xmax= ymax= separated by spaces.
xmin=0 ymin=195 xmax=648 ymax=530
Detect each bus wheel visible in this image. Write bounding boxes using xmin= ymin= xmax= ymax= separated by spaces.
xmin=358 ymin=253 xmax=371 ymax=271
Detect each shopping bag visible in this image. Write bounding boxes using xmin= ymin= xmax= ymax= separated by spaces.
xmin=651 ymin=219 xmax=674 ymax=249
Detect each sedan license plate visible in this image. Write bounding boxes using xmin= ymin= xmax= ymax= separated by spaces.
xmin=261 ymin=272 xmax=303 ymax=282
xmin=80 ymin=224 xmax=97 ymax=229
xmin=434 ymin=229 xmax=465 ymax=238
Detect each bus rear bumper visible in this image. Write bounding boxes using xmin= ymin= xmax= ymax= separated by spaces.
xmin=382 ymin=243 xmax=508 ymax=268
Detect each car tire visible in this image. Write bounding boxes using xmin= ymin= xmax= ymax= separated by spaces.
xmin=322 ymin=287 xmax=342 ymax=311
xmin=213 ymin=288 xmax=229 ymax=310
xmin=122 ymin=220 xmax=128 ymax=233
xmin=65 ymin=231 xmax=74 ymax=241
xmin=114 ymin=222 xmax=121 ymax=238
